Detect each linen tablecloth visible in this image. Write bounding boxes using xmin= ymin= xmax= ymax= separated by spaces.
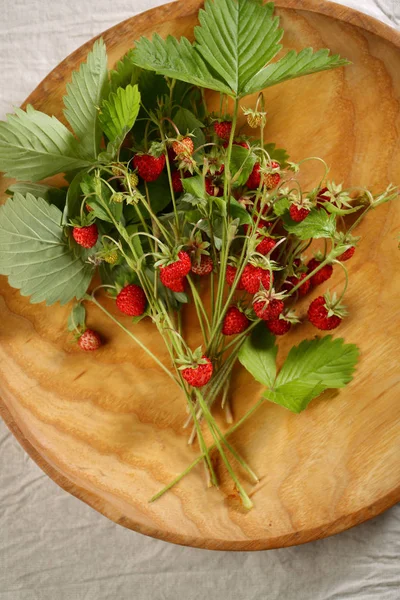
xmin=0 ymin=1 xmax=399 ymax=598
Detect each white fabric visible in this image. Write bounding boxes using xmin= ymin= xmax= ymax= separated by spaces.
xmin=0 ymin=1 xmax=399 ymax=598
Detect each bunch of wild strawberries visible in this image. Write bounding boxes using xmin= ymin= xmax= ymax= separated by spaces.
xmin=72 ymin=116 xmax=358 ymax=390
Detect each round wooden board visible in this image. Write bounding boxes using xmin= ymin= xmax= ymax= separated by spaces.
xmin=1 ymin=0 xmax=400 ymax=551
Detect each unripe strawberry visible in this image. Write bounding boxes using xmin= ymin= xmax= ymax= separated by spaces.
xmin=191 ymin=255 xmax=213 ymax=276
xmin=172 ymin=137 xmax=194 ymax=155
xmin=125 ymin=172 xmax=139 ymax=189
xmin=264 ymin=171 xmax=281 ymax=190
xmin=307 ymin=258 xmax=333 ymax=286
xmin=266 ymin=318 xmax=291 ymax=336
xmin=182 ymin=356 xmax=213 ymax=388
xmin=78 ymin=329 xmax=102 ymax=351
xmin=289 ymin=204 xmax=310 ymax=222
xmin=72 ymin=224 xmax=98 ymax=249
xmin=222 ymin=306 xmax=250 ymax=335
xmin=214 ymin=121 xmax=232 ymax=140
xmin=116 ymin=284 xmax=147 ymax=316
xmin=133 ymin=153 xmax=166 ymax=182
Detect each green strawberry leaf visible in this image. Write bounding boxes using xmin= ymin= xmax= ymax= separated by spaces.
xmin=182 ymin=175 xmax=206 ymax=200
xmin=230 ymin=145 xmax=257 ymax=186
xmin=264 ymin=336 xmax=359 ymax=413
xmin=0 ymin=105 xmax=93 ymax=182
xmin=68 ymin=302 xmax=86 ymax=332
xmin=80 ymin=173 xmax=123 ymax=223
xmin=7 ymin=182 xmax=67 ymax=210
xmin=64 ymin=38 xmax=109 ymax=159
xmin=282 ymin=207 xmax=336 ymax=239
xmin=273 ymin=197 xmax=290 ymax=216
xmin=99 ymin=84 xmax=141 ymax=150
xmin=110 ymin=50 xmax=141 ymax=91
xmin=264 ymin=143 xmax=289 ymax=167
xmin=229 ymin=197 xmax=252 ymax=224
xmin=238 ymin=323 xmax=277 ymax=388
xmin=0 ymin=193 xmax=94 ymax=305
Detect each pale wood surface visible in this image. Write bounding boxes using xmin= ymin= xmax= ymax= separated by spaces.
xmin=0 ymin=0 xmax=399 ymax=550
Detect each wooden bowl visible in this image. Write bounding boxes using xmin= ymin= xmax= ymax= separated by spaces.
xmin=0 ymin=0 xmax=399 ymax=551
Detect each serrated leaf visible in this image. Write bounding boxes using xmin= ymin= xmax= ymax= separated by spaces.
xmin=230 ymin=145 xmax=257 ymax=186
xmin=68 ymin=302 xmax=86 ymax=332
xmin=264 ymin=143 xmax=289 ymax=167
xmin=182 ymin=175 xmax=206 ymax=199
xmin=282 ymin=207 xmax=336 ymax=239
xmin=110 ymin=50 xmax=141 ymax=91
xmin=238 ymin=323 xmax=277 ymax=388
xmin=81 ymin=173 xmax=122 ymax=223
xmin=132 ymin=34 xmax=231 ymax=94
xmin=0 ymin=193 xmax=94 ymax=305
xmin=195 ymin=0 xmax=281 ymax=96
xmin=264 ymin=336 xmax=359 ymax=413
xmin=7 ymin=182 xmax=67 ymax=210
xmin=273 ymin=197 xmax=290 ymax=216
xmin=99 ymin=84 xmax=141 ymax=149
xmin=244 ymin=47 xmax=350 ymax=96
xmin=64 ymin=38 xmax=109 ymax=158
xmin=229 ymin=197 xmax=252 ymax=224
xmin=0 ymin=105 xmax=92 ymax=181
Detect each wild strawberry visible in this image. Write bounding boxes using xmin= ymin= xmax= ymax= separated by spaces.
xmin=241 ymin=264 xmax=271 ymax=294
xmin=308 ymin=296 xmax=343 ymax=330
xmin=337 ymin=246 xmax=356 ymax=261
xmin=253 ymin=298 xmax=284 ymax=321
xmin=246 ymin=163 xmax=261 ymax=189
xmin=284 ymin=273 xmax=311 ymax=297
xmin=78 ymin=329 xmax=102 ymax=351
xmin=307 ymin=258 xmax=333 ymax=286
xmin=116 ymin=284 xmax=147 ymax=316
xmin=172 ymin=137 xmax=194 ymax=156
xmin=160 ymin=273 xmax=186 ymax=293
xmin=85 ymin=203 xmax=93 ymax=213
xmin=266 ymin=318 xmax=291 ymax=336
xmin=160 ymin=251 xmax=191 ymax=280
xmin=222 ymin=306 xmax=249 ymax=335
xmin=264 ymin=171 xmax=281 ymax=190
xmin=182 ymin=356 xmax=213 ymax=388
xmin=225 ymin=265 xmax=244 ymax=290
xmin=72 ymin=224 xmax=98 ymax=249
xmin=124 ymin=172 xmax=139 ymax=189
xmin=104 ymin=250 xmax=119 ymax=265
xmin=191 ymin=255 xmax=213 ymax=276
xmin=133 ymin=153 xmax=166 ymax=182
xmin=223 ymin=140 xmax=250 ymax=149
xmin=256 ymin=236 xmax=276 ymax=256
xmin=205 ymin=177 xmax=223 ymax=197
xmin=214 ymin=121 xmax=232 ymax=140
xmin=316 ymin=187 xmax=330 ymax=205
xmin=289 ymin=204 xmax=310 ymax=222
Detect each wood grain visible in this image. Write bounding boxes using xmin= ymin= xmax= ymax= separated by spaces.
xmin=0 ymin=0 xmax=399 ymax=550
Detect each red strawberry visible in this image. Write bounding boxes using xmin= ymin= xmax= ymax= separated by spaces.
xmin=337 ymin=246 xmax=355 ymax=261
xmin=284 ymin=273 xmax=311 ymax=297
xmin=85 ymin=203 xmax=93 ymax=213
xmin=308 ymin=296 xmax=342 ymax=330
xmin=160 ymin=273 xmax=186 ymax=293
xmin=72 ymin=224 xmax=98 ymax=249
xmin=78 ymin=329 xmax=102 ymax=351
xmin=256 ymin=236 xmax=276 ymax=256
xmin=133 ymin=153 xmax=166 ymax=182
xmin=253 ymin=298 xmax=284 ymax=321
xmin=191 ymin=255 xmax=213 ymax=276
xmin=266 ymin=318 xmax=291 ymax=336
xmin=171 ymin=170 xmax=184 ymax=193
xmin=116 ymin=284 xmax=147 ymax=316
xmin=243 ymin=216 xmax=272 ymax=235
xmin=222 ymin=306 xmax=250 ymax=335
xmin=172 ymin=137 xmax=194 ymax=156
xmin=289 ymin=204 xmax=310 ymax=222
xmin=182 ymin=356 xmax=213 ymax=388
xmin=317 ymin=187 xmax=330 ymax=205
xmin=225 ymin=265 xmax=244 ymax=290
xmin=246 ymin=163 xmax=261 ymax=190
xmin=307 ymin=258 xmax=333 ymax=286
xmin=241 ymin=265 xmax=271 ymax=294
xmin=223 ymin=140 xmax=250 ymax=149
xmin=214 ymin=121 xmax=232 ymax=140
xmin=205 ymin=177 xmax=223 ymax=197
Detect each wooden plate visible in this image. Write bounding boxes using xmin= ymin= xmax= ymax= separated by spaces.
xmin=1 ymin=0 xmax=399 ymax=551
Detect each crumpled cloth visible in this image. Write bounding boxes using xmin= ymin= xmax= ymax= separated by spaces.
xmin=0 ymin=1 xmax=399 ymax=599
